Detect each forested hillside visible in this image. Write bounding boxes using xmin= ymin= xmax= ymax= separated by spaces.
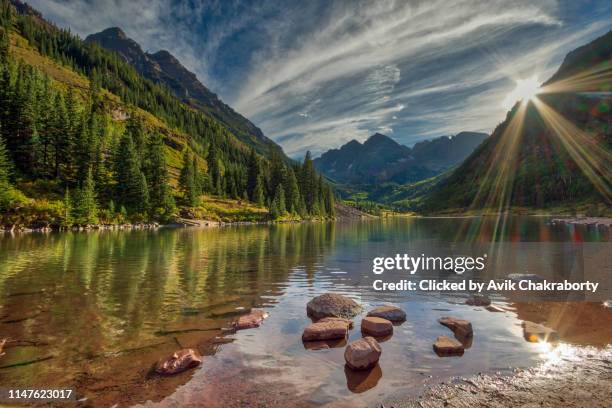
xmin=422 ymin=31 xmax=612 ymax=214
xmin=0 ymin=0 xmax=334 ymax=228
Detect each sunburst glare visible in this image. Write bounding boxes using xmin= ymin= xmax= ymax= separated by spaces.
xmin=502 ymin=75 xmax=541 ymax=109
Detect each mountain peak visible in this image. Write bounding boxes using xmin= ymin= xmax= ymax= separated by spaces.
xmin=98 ymin=26 xmax=127 ymax=39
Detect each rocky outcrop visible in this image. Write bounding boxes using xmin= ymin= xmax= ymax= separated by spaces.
xmin=438 ymin=317 xmax=473 ymax=339
xmin=155 ymin=348 xmax=202 ymax=375
xmin=234 ymin=310 xmax=268 ymax=330
xmin=344 ymin=337 xmax=382 ymax=370
xmin=522 ymin=321 xmax=559 ymax=343
xmin=302 ymin=319 xmax=349 ymax=341
xmin=366 ymin=305 xmax=406 ymax=322
xmin=433 ymin=336 xmax=464 ymax=356
xmin=361 ymin=317 xmax=393 ymax=337
xmin=306 ymin=293 xmax=361 ymax=320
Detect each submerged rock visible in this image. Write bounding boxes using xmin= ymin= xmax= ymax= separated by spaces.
xmin=307 ymin=293 xmax=361 ymax=320
xmin=345 ymin=363 xmax=383 ymax=393
xmin=522 ymin=321 xmax=559 ymax=343
xmin=433 ymin=336 xmax=464 ymax=356
xmin=344 ymin=337 xmax=382 ymax=370
xmin=302 ymin=319 xmax=349 ymax=341
xmin=366 ymin=305 xmax=406 ymax=322
xmin=465 ymin=295 xmax=491 ymax=306
xmin=438 ymin=316 xmax=473 ymax=338
xmin=361 ymin=316 xmax=393 ymax=337
xmin=234 ymin=310 xmax=268 ymax=330
xmin=155 ymin=348 xmax=202 ymax=375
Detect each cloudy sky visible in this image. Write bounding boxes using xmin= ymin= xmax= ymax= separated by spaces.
xmin=29 ymin=0 xmax=611 ymax=158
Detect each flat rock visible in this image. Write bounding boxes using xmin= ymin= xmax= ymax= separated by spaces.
xmin=522 ymin=321 xmax=559 ymax=343
xmin=234 ymin=310 xmax=268 ymax=330
xmin=155 ymin=348 xmax=202 ymax=375
xmin=465 ymin=295 xmax=491 ymax=306
xmin=361 ymin=316 xmax=393 ymax=337
xmin=307 ymin=293 xmax=361 ymax=320
xmin=366 ymin=305 xmax=406 ymax=322
xmin=302 ymin=319 xmax=349 ymax=341
xmin=317 ymin=316 xmax=353 ymax=329
xmin=344 ymin=337 xmax=381 ymax=370
xmin=433 ymin=336 xmax=464 ymax=356
xmin=438 ymin=316 xmax=473 ymax=338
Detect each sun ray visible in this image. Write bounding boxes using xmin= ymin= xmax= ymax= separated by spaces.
xmin=540 ymin=64 xmax=612 ymax=94
xmin=531 ymin=97 xmax=612 ymax=202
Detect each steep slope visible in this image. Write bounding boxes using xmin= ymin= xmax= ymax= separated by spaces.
xmin=314 ymin=132 xmax=487 ymax=185
xmin=85 ymin=27 xmax=285 ymax=159
xmin=423 ymin=31 xmax=612 ymax=213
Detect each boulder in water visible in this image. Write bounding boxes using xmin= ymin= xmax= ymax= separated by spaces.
xmin=234 ymin=310 xmax=268 ymax=330
xmin=433 ymin=336 xmax=464 ymax=356
xmin=344 ymin=337 xmax=381 ymax=370
xmin=366 ymin=305 xmax=406 ymax=322
xmin=302 ymin=319 xmax=349 ymax=341
xmin=307 ymin=293 xmax=361 ymax=320
xmin=438 ymin=316 xmax=473 ymax=338
xmin=155 ymin=349 xmax=202 ymax=375
xmin=361 ymin=316 xmax=393 ymax=337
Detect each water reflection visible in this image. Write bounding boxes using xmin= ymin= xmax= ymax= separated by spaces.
xmin=0 ymin=217 xmax=609 ymax=406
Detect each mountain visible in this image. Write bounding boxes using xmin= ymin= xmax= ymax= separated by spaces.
xmin=423 ymin=31 xmax=612 ymax=213
xmin=314 ymin=132 xmax=487 ymax=185
xmin=85 ymin=27 xmax=285 ymax=159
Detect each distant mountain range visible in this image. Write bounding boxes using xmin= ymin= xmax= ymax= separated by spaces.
xmin=313 ymin=132 xmax=487 ymax=185
xmin=85 ymin=27 xmax=285 ymax=159
xmin=423 ymin=30 xmax=612 ymax=212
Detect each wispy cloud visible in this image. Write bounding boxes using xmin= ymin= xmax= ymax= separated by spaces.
xmin=29 ymin=0 xmax=612 ymax=158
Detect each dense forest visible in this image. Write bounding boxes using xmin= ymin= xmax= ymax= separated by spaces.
xmin=0 ymin=0 xmax=335 ymax=228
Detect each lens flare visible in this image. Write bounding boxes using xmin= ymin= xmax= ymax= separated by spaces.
xmin=502 ymin=75 xmax=541 ymax=109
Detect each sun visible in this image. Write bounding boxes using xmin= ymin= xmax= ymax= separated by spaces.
xmin=502 ymin=75 xmax=541 ymax=110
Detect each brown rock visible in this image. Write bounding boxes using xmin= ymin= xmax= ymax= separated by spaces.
xmin=303 ymin=338 xmax=347 ymax=350
xmin=466 ymin=295 xmax=491 ymax=306
xmin=367 ymin=305 xmax=406 ymax=322
xmin=438 ymin=316 xmax=473 ymax=338
xmin=344 ymin=337 xmax=382 ymax=370
xmin=302 ymin=319 xmax=349 ymax=341
xmin=361 ymin=316 xmax=393 ymax=337
xmin=522 ymin=321 xmax=559 ymax=343
xmin=317 ymin=316 xmax=354 ymax=329
xmin=433 ymin=336 xmax=464 ymax=356
xmin=155 ymin=349 xmax=202 ymax=375
xmin=306 ymin=293 xmax=361 ymax=320
xmin=234 ymin=310 xmax=268 ymax=330
xmin=345 ymin=363 xmax=382 ymax=393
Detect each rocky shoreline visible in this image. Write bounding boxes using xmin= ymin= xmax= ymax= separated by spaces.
xmin=550 ymin=217 xmax=612 ymax=227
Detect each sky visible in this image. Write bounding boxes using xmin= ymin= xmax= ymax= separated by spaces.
xmin=28 ymin=0 xmax=612 ymax=158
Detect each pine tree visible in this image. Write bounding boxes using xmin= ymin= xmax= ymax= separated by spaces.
xmin=284 ymin=166 xmax=300 ymax=214
xmin=146 ymin=133 xmax=175 ymax=215
xmin=0 ymin=134 xmax=11 ymax=184
xmin=253 ymin=175 xmax=265 ymax=207
xmin=62 ymin=187 xmax=73 ymax=226
xmin=207 ymin=142 xmax=222 ymax=195
xmin=300 ymin=151 xmax=317 ymax=214
xmin=73 ymin=167 xmax=98 ymax=225
xmin=179 ymin=148 xmax=200 ymax=206
xmin=270 ymin=183 xmax=286 ymax=218
xmin=114 ymin=132 xmax=149 ymax=215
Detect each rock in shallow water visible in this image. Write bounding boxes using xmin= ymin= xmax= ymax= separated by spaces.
xmin=302 ymin=319 xmax=349 ymax=341
xmin=522 ymin=321 xmax=559 ymax=343
xmin=344 ymin=336 xmax=382 ymax=370
xmin=366 ymin=305 xmax=406 ymax=322
xmin=155 ymin=348 xmax=202 ymax=375
xmin=465 ymin=295 xmax=491 ymax=306
xmin=306 ymin=293 xmax=361 ymax=320
xmin=433 ymin=336 xmax=464 ymax=356
xmin=438 ymin=316 xmax=473 ymax=338
xmin=361 ymin=316 xmax=393 ymax=337
xmin=234 ymin=310 xmax=268 ymax=330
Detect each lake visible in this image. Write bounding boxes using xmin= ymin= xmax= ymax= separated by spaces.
xmin=0 ymin=217 xmax=610 ymax=407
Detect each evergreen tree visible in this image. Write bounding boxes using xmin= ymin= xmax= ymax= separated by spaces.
xmin=253 ymin=175 xmax=265 ymax=207
xmin=113 ymin=132 xmax=149 ymax=215
xmin=207 ymin=142 xmax=221 ymax=195
xmin=284 ymin=166 xmax=300 ymax=213
xmin=300 ymin=151 xmax=317 ymax=214
xmin=62 ymin=187 xmax=73 ymax=226
xmin=270 ymin=183 xmax=286 ymax=218
xmin=146 ymin=133 xmax=175 ymax=215
xmin=73 ymin=167 xmax=98 ymax=224
xmin=179 ymin=148 xmax=200 ymax=206
xmin=0 ymin=134 xmax=11 ymax=184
